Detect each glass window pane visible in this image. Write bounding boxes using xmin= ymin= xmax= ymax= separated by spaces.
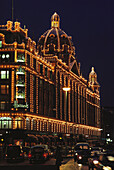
xmin=7 ymin=85 xmax=9 ymax=94
xmin=1 ymin=85 xmax=6 ymax=94
xmin=2 ymin=54 xmax=5 ymax=59
xmin=0 ymin=101 xmax=5 ymax=110
xmin=7 ymin=71 xmax=9 ymax=79
xmin=6 ymin=54 xmax=10 ymax=58
xmin=0 ymin=41 xmax=2 ymax=48
xmin=1 ymin=71 xmax=6 ymax=79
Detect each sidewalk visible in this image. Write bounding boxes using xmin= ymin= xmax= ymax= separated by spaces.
xmin=60 ymin=158 xmax=79 ymax=170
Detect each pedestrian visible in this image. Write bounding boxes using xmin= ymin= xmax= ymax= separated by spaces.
xmin=55 ymin=146 xmax=63 ymax=170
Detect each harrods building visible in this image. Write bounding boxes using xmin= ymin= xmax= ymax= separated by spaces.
xmin=0 ymin=13 xmax=101 ymax=145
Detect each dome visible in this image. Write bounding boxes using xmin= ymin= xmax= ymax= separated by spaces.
xmin=37 ymin=13 xmax=75 ymax=64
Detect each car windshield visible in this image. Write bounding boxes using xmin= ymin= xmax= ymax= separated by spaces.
xmin=31 ymin=147 xmax=44 ymax=153
xmin=7 ymin=146 xmax=21 ymax=154
xmin=75 ymin=145 xmax=89 ymax=150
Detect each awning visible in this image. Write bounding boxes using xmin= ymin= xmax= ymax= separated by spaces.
xmin=36 ymin=135 xmax=44 ymax=143
xmin=25 ymin=134 xmax=38 ymax=143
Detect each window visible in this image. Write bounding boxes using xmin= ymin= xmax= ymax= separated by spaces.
xmin=1 ymin=70 xmax=9 ymax=79
xmin=0 ymin=101 xmax=5 ymax=110
xmin=45 ymin=67 xmax=47 ymax=77
xmin=17 ymin=53 xmax=25 ymax=62
xmin=2 ymin=54 xmax=5 ymax=59
xmin=6 ymin=54 xmax=10 ymax=58
xmin=0 ymin=41 xmax=2 ymax=48
xmin=1 ymin=85 xmax=9 ymax=94
xmin=50 ymin=70 xmax=52 ymax=79
xmin=40 ymin=64 xmax=43 ymax=74
xmin=1 ymin=54 xmax=10 ymax=59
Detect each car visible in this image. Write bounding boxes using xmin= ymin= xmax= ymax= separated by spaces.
xmin=38 ymin=144 xmax=52 ymax=158
xmin=28 ymin=145 xmax=50 ymax=163
xmin=88 ymin=152 xmax=114 ymax=170
xmin=99 ymin=152 xmax=114 ymax=170
xmin=74 ymin=142 xmax=91 ymax=164
xmin=5 ymin=145 xmax=24 ymax=162
xmin=90 ymin=146 xmax=104 ymax=156
xmin=88 ymin=153 xmax=102 ymax=169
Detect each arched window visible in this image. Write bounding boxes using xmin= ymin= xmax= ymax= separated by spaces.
xmin=26 ymin=118 xmax=30 ymax=130
xmin=0 ymin=117 xmax=12 ymax=129
xmin=15 ymin=117 xmax=23 ymax=129
xmin=32 ymin=119 xmax=37 ymax=131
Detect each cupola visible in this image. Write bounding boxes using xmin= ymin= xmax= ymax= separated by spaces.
xmin=51 ymin=12 xmax=60 ymax=28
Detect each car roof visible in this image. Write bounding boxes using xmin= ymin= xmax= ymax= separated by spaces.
xmin=31 ymin=145 xmax=47 ymax=149
xmin=76 ymin=142 xmax=89 ymax=146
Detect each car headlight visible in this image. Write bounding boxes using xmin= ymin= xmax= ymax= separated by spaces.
xmin=78 ymin=156 xmax=82 ymax=160
xmin=103 ymin=166 xmax=112 ymax=170
xmin=93 ymin=160 xmax=99 ymax=164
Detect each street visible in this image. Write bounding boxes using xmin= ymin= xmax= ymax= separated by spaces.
xmin=0 ymin=157 xmax=89 ymax=170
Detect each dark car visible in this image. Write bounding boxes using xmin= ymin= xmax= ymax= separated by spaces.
xmin=5 ymin=145 xmax=24 ymax=162
xmin=28 ymin=145 xmax=49 ymax=163
xmin=74 ymin=142 xmax=91 ymax=164
xmin=88 ymin=152 xmax=114 ymax=170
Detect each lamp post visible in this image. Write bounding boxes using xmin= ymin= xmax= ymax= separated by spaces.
xmin=63 ymin=87 xmax=70 ymax=134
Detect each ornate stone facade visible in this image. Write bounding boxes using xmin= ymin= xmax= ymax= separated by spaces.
xmin=0 ymin=13 xmax=101 ymax=143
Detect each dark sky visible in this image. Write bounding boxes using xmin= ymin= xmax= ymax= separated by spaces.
xmin=0 ymin=0 xmax=114 ymax=107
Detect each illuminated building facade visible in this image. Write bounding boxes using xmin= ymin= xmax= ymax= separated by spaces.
xmin=0 ymin=13 xmax=101 ymax=144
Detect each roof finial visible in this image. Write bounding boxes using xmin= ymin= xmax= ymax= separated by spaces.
xmin=91 ymin=67 xmax=94 ymax=72
xmin=51 ymin=12 xmax=60 ymax=28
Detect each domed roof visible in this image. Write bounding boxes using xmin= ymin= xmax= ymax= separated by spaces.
xmin=37 ymin=13 xmax=75 ymax=64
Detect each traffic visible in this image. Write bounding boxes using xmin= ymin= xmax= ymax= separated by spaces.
xmin=0 ymin=140 xmax=114 ymax=169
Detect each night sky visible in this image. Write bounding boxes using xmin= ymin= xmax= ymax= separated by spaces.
xmin=0 ymin=0 xmax=114 ymax=107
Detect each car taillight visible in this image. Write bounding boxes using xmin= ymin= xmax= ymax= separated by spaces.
xmin=43 ymin=153 xmax=47 ymax=158
xmin=28 ymin=153 xmax=32 ymax=158
xmin=20 ymin=153 xmax=24 ymax=156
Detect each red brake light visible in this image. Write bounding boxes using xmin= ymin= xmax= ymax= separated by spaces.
xmin=43 ymin=153 xmax=47 ymax=158
xmin=28 ymin=153 xmax=32 ymax=158
xmin=20 ymin=152 xmax=24 ymax=156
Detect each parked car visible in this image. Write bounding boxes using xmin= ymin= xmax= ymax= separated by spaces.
xmin=28 ymin=145 xmax=50 ymax=163
xmin=74 ymin=142 xmax=91 ymax=164
xmin=5 ymin=145 xmax=24 ymax=162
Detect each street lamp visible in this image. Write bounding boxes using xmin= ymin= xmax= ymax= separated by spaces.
xmin=63 ymin=87 xmax=70 ymax=134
